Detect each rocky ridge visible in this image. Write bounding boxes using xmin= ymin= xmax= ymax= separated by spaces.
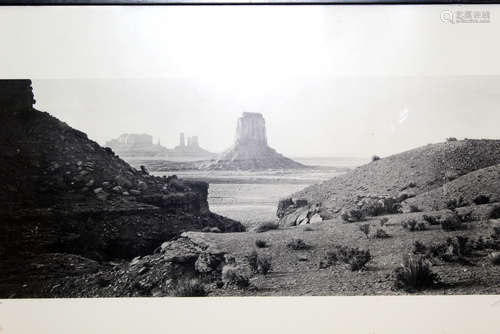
xmin=278 ymin=139 xmax=500 ymax=226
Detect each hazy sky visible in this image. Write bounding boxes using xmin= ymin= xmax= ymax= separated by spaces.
xmin=2 ymin=6 xmax=500 ymax=157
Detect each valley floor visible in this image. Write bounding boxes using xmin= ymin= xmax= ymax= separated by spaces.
xmin=191 ymin=210 xmax=500 ymax=296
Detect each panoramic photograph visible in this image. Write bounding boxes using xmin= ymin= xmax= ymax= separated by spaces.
xmin=1 ymin=6 xmax=500 ymax=298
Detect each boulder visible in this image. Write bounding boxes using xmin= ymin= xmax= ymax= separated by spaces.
xmin=309 ymin=214 xmax=322 ymax=224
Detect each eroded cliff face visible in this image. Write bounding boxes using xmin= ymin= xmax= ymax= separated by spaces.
xmin=0 ymin=80 xmax=244 ymax=261
xmin=235 ymin=112 xmax=268 ymax=146
xmin=206 ymin=112 xmax=306 ymax=170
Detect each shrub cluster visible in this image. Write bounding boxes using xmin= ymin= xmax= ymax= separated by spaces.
xmin=325 ymin=245 xmax=371 ymax=271
xmin=341 ymin=208 xmax=365 ymax=223
xmin=412 ymin=236 xmax=500 ymax=264
xmin=422 ymin=215 xmax=441 ymax=225
xmin=440 ymin=215 xmax=468 ymax=231
xmin=401 ymin=219 xmax=427 ymax=232
xmin=286 ymin=238 xmax=311 ymax=250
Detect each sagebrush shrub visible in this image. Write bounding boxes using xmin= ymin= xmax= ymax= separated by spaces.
xmin=374 ymin=228 xmax=391 ymax=239
xmin=286 ymin=238 xmax=311 ymax=250
xmin=172 ymin=278 xmax=208 ymax=297
xmin=359 ymin=224 xmax=370 ymax=239
xmin=441 ymin=215 xmax=467 ymax=231
xmin=416 ymin=222 xmax=427 ymax=231
xmin=350 ymin=209 xmax=365 ymax=221
xmin=423 ymin=215 xmax=440 ymax=225
xmin=446 ymin=196 xmax=468 ymax=210
xmin=326 ymin=245 xmax=371 ymax=271
xmin=412 ymin=240 xmax=427 ymax=254
xmin=409 ymin=205 xmax=421 ymax=213
xmin=221 ymin=265 xmax=250 ymax=288
xmin=380 ymin=217 xmax=389 ymax=226
xmin=257 ymin=256 xmax=272 ymax=275
xmin=394 ymin=255 xmax=440 ymax=291
xmin=246 ymin=250 xmax=272 ymax=275
xmin=255 ymin=239 xmax=268 ymax=248
xmin=473 ymin=194 xmax=490 ymax=205
xmin=401 ymin=219 xmax=417 ymax=231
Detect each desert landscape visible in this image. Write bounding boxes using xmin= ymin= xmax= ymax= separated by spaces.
xmin=1 ymin=79 xmax=500 ymax=298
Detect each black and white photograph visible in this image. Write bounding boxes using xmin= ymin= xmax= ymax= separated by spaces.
xmin=2 ymin=4 xmax=500 ymax=303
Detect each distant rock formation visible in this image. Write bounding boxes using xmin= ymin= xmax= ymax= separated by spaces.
xmin=205 ymin=112 xmax=306 ymax=170
xmin=106 ymin=134 xmax=169 ymax=157
xmin=170 ymin=132 xmax=217 ymax=160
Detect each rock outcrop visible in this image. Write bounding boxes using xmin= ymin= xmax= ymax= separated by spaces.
xmin=205 ymin=112 xmax=306 ymax=170
xmin=0 ymin=232 xmax=231 ymax=298
xmin=0 ymin=80 xmax=244 ymax=262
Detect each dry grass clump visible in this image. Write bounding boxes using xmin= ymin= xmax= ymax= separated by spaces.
xmin=172 ymin=278 xmax=208 ymax=297
xmin=325 ymin=245 xmax=371 ymax=271
xmin=359 ymin=224 xmax=370 ymax=239
xmin=393 ymin=255 xmax=440 ymax=291
xmin=374 ymin=228 xmax=391 ymax=239
xmin=247 ymin=250 xmax=272 ymax=275
xmin=286 ymin=238 xmax=311 ymax=250
xmin=221 ymin=265 xmax=250 ymax=288
xmin=253 ymin=222 xmax=279 ymax=233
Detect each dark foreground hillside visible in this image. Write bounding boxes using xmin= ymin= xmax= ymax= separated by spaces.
xmin=0 ymin=80 xmax=244 ymax=298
